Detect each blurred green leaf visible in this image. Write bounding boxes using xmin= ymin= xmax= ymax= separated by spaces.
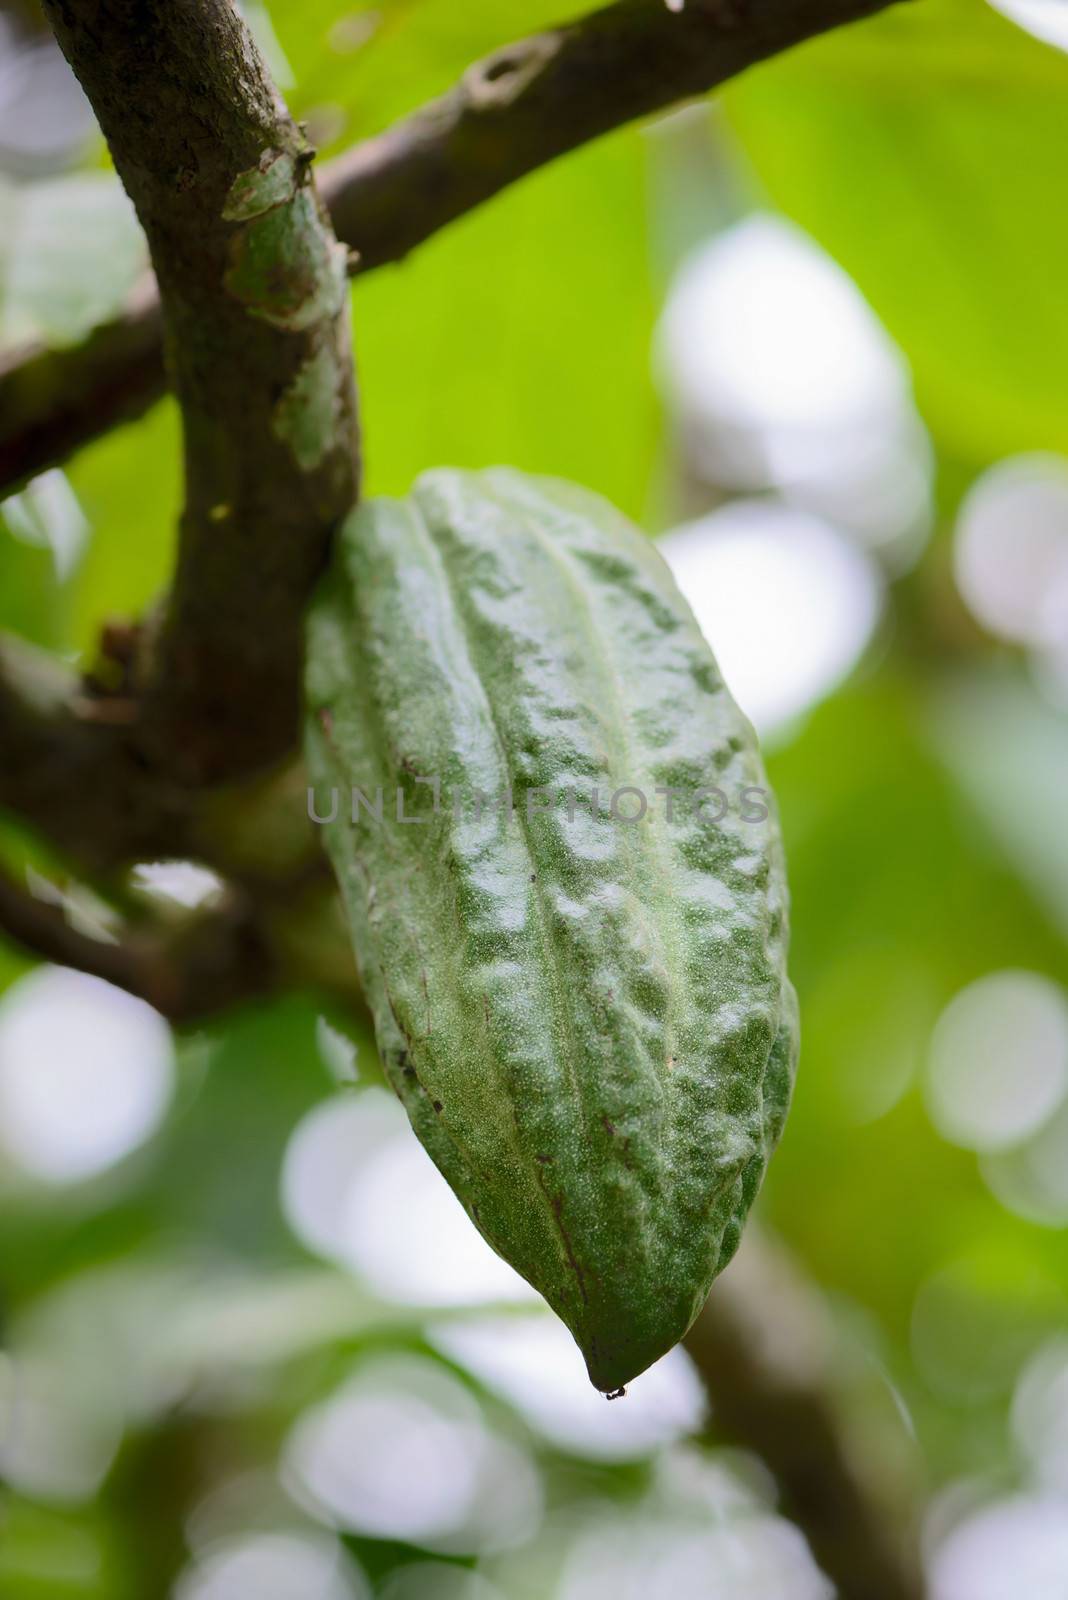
xmin=759 ymin=667 xmax=1068 ymax=1338
xmin=0 ymin=174 xmax=145 ymax=350
xmin=354 ymin=129 xmax=658 ymax=518
xmin=267 ymin=0 xmax=575 ymax=153
xmin=723 ymin=0 xmax=1068 ymax=463
xmin=63 ymin=402 xmax=180 ymax=654
xmin=0 ymin=517 xmax=69 ymax=645
xmin=929 ymin=668 xmax=1068 ymax=943
xmin=0 ymin=1500 xmax=120 ymax=1599
xmin=0 ymin=402 xmax=179 ymax=658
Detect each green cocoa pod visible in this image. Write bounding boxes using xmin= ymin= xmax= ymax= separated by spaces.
xmin=305 ymin=468 xmax=797 ymax=1391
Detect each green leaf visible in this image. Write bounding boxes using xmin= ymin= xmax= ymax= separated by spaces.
xmin=0 ymin=174 xmax=146 ymax=351
xmin=63 ymin=401 xmax=181 ymax=656
xmin=267 ymin=0 xmax=575 ymax=151
xmin=723 ymin=0 xmax=1068 ymax=462
xmin=353 ymin=129 xmax=659 ymax=520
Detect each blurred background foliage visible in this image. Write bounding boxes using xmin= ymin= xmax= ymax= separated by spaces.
xmin=2 ymin=0 xmax=1068 ymax=1596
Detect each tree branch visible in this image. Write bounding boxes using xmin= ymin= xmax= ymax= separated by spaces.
xmin=0 ymin=632 xmax=186 ymax=870
xmin=1 ymin=631 xmax=363 ymax=1017
xmin=0 ymin=283 xmax=164 ymax=496
xmin=326 ymin=0 xmax=897 ymax=268
xmin=0 ymin=861 xmax=277 ymax=1022
xmin=0 ymin=630 xmax=325 ymax=886
xmin=2 ymin=0 xmax=897 ymax=500
xmin=685 ymin=1233 xmax=925 ymax=1600
xmin=40 ymin=0 xmax=360 ymax=785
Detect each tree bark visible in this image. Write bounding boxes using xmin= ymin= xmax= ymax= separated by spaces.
xmin=41 ymin=0 xmax=360 ymax=783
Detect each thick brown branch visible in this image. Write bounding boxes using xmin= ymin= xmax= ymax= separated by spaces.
xmin=40 ymin=0 xmax=359 ymax=785
xmin=4 ymin=0 xmax=897 ymax=499
xmin=685 ymin=1234 xmax=925 ymax=1600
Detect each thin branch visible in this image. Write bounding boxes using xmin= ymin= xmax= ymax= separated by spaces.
xmin=0 ymin=862 xmax=276 ymax=1022
xmin=0 ymin=283 xmax=164 ymax=495
xmin=1 ymin=632 xmax=363 ymax=1017
xmin=0 ymin=632 xmax=185 ymax=870
xmin=0 ymin=631 xmax=324 ymax=884
xmin=2 ymin=0 xmax=899 ymax=499
xmin=0 ymin=865 xmax=146 ymax=990
xmin=40 ymin=0 xmax=360 ymax=785
xmin=325 ymin=0 xmax=898 ymax=268
xmin=685 ymin=1232 xmax=925 ymax=1600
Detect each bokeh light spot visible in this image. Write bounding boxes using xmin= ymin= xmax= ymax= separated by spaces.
xmin=174 ymin=1532 xmax=367 ymax=1600
xmin=284 ymin=1355 xmax=541 ymax=1553
xmin=911 ymin=1255 xmax=1064 ymax=1404
xmin=429 ymin=1314 xmax=706 ymax=1461
xmin=929 ymin=1494 xmax=1068 ymax=1600
xmin=926 ymin=970 xmax=1068 ymax=1153
xmin=657 ymin=214 xmax=908 ymax=435
xmin=557 ymin=1508 xmax=832 ymax=1600
xmin=130 ymin=860 xmax=224 ymax=909
xmin=655 ymin=214 xmax=931 ymax=571
xmin=0 ymin=966 xmax=174 ymax=1183
xmin=659 ymin=500 xmax=881 ymax=737
xmin=954 ymin=454 xmax=1068 ymax=646
xmin=281 ymin=1089 xmax=535 ymax=1305
xmin=1012 ymin=1337 xmax=1068 ymax=1492
xmin=981 ymin=1097 xmax=1068 ymax=1226
xmin=989 ymin=0 xmax=1068 ymax=51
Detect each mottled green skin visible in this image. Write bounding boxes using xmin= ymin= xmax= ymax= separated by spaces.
xmin=305 ymin=469 xmax=797 ymax=1390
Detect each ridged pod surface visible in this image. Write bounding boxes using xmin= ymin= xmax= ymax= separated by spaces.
xmin=305 ymin=469 xmax=797 ymax=1390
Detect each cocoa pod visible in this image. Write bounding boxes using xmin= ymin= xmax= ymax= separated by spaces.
xmin=305 ymin=468 xmax=797 ymax=1390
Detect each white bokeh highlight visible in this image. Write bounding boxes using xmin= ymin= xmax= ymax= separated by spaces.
xmin=1012 ymin=1338 xmax=1068 ymax=1493
xmin=926 ymin=971 xmax=1068 ymax=1153
xmin=658 ymin=215 xmax=908 ymax=439
xmin=174 ymin=1533 xmax=367 ymax=1600
xmin=929 ymin=1495 xmax=1068 ymax=1600
xmin=281 ymin=1089 xmax=535 ymax=1306
xmin=2 ymin=468 xmax=88 ymax=580
xmin=954 ymin=455 xmax=1068 ymax=647
xmin=656 ymin=214 xmax=931 ymax=572
xmin=0 ymin=1349 xmax=121 ymax=1503
xmin=130 ymin=860 xmax=224 ymax=910
xmin=981 ymin=1099 xmax=1068 ymax=1226
xmin=0 ymin=966 xmax=174 ymax=1183
xmin=989 ymin=0 xmax=1068 ymax=51
xmin=284 ymin=1355 xmax=541 ymax=1553
xmin=659 ymin=501 xmax=882 ymax=736
xmin=429 ymin=1314 xmax=706 ymax=1461
xmin=557 ymin=1509 xmax=832 ymax=1600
